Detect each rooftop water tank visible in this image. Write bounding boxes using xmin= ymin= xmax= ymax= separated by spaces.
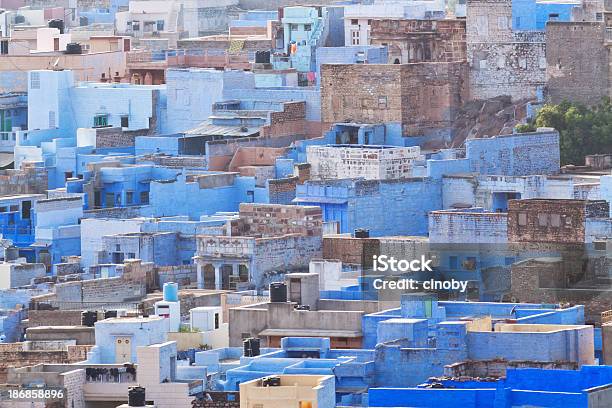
xmin=163 ymin=282 xmax=178 ymax=302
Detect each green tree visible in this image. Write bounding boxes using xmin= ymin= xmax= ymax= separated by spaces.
xmin=524 ymin=99 xmax=612 ymax=165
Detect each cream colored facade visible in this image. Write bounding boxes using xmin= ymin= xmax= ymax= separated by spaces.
xmin=239 ymin=375 xmax=335 ymax=408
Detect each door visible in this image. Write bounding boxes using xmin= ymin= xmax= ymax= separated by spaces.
xmin=115 ymin=336 xmax=131 ymax=363
xmin=289 ymin=278 xmax=301 ymax=304
xmin=21 ymin=201 xmax=31 ymax=219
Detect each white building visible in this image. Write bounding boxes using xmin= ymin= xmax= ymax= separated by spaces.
xmin=343 ymin=0 xmax=446 ymax=46
xmin=115 ymin=1 xmax=183 ymax=39
xmin=306 ymin=145 xmax=422 ymax=181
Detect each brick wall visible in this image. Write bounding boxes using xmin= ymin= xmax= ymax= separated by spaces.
xmin=323 ymin=236 xmax=381 ymax=267
xmin=27 ymin=310 xmax=83 ymax=327
xmin=260 ymin=101 xmax=307 ymax=139
xmin=268 ymin=176 xmax=298 ymax=204
xmin=234 ymin=203 xmax=323 ymax=237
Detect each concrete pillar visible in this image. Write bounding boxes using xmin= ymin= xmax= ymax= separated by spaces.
xmin=214 ymin=264 xmax=221 ymax=290
xmin=194 ymin=258 xmax=204 ymax=289
xmin=231 ymin=263 xmax=238 ymax=277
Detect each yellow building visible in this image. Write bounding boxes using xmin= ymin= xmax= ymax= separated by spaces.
xmin=239 ymin=375 xmax=335 ymax=408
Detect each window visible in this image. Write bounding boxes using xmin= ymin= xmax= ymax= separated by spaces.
xmin=132 ymin=21 xmax=140 ymax=31
xmin=0 ymin=40 xmax=8 ymax=55
xmin=105 ymin=192 xmax=115 ymax=208
xmin=515 ymin=16 xmax=521 ymax=28
xmin=564 ymin=216 xmax=572 ymax=227
xmin=246 ymin=190 xmax=254 ymax=203
xmin=378 ymin=96 xmax=387 ymax=109
xmin=497 ymin=16 xmax=508 ymax=30
xmin=156 ymin=20 xmax=164 ymax=31
xmin=30 ymin=72 xmax=40 ymax=89
xmin=537 ymin=213 xmax=548 ymax=227
xmin=479 ymin=59 xmax=488 ymax=70
xmin=290 ymin=23 xmax=297 ymax=31
xmin=140 ymin=191 xmax=149 ymax=204
xmin=127 ymin=252 xmax=135 ymax=259
xmin=48 ymin=111 xmax=56 ymax=128
xmin=0 ymin=207 xmax=6 ymax=213
xmin=214 ymin=313 xmax=219 ymax=329
xmin=463 ymin=257 xmax=476 ymax=270
xmin=115 ymin=244 xmax=121 ymax=251
xmin=351 ymin=30 xmax=360 ymax=45
xmin=304 ymin=24 xmax=311 ymax=31
xmin=539 ymin=57 xmax=547 ymax=70
xmin=65 ymin=171 xmax=73 ymax=180
xmin=596 ymin=12 xmax=603 ymax=21
xmin=351 ymin=19 xmax=358 ymax=25
xmin=518 ymin=212 xmax=527 ymax=226
xmin=121 ymin=115 xmax=129 ymax=128
xmin=9 ymin=205 xmax=18 ymax=212
xmin=126 ymin=191 xmax=134 ymax=205
xmin=94 ymin=114 xmax=108 ymax=128
xmin=476 ymin=15 xmax=488 ymax=36
xmin=550 ymin=214 xmax=561 ymax=227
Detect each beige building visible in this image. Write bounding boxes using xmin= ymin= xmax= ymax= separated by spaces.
xmin=239 ymin=375 xmax=335 ymax=408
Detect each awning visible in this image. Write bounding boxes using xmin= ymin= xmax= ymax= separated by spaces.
xmin=258 ymin=328 xmax=362 ymax=338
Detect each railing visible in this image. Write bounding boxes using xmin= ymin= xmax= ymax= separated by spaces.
xmin=606 ymin=27 xmax=612 ymax=42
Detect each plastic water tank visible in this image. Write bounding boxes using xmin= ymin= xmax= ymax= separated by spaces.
xmin=269 ymin=282 xmax=287 ymax=303
xmin=128 ymin=386 xmax=146 ymax=407
xmin=48 ymin=19 xmax=64 ymax=34
xmin=163 ymin=282 xmax=178 ymax=302
xmin=243 ymin=338 xmax=261 ymax=357
xmin=81 ymin=311 xmax=98 ymax=327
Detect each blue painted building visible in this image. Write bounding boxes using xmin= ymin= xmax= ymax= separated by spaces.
xmin=294 ymin=177 xmax=442 ymax=236
xmin=369 ymin=365 xmax=612 ymax=408
xmin=512 ymin=0 xmax=580 ymax=31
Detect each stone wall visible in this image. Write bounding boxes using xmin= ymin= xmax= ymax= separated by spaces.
xmin=370 ymin=19 xmax=466 ymax=64
xmin=0 ymin=163 xmax=48 ymax=197
xmin=157 ymin=265 xmax=197 ymax=287
xmin=467 ymin=0 xmax=545 ymax=101
xmin=546 ymin=22 xmax=608 ymax=106
xmin=320 ymin=62 xmax=467 ymax=138
xmin=510 ymin=257 xmax=612 ymax=323
xmin=508 ymin=199 xmax=609 ymax=243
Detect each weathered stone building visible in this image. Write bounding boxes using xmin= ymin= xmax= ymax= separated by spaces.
xmin=320 ymin=62 xmax=468 ymax=140
xmin=508 ymin=199 xmax=610 ymax=244
xmin=194 ymin=204 xmax=323 ymax=290
xmin=467 ymin=0 xmax=546 ymax=101
xmin=370 ymin=19 xmax=467 ymax=64
xmin=546 ymin=21 xmax=609 ymax=106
